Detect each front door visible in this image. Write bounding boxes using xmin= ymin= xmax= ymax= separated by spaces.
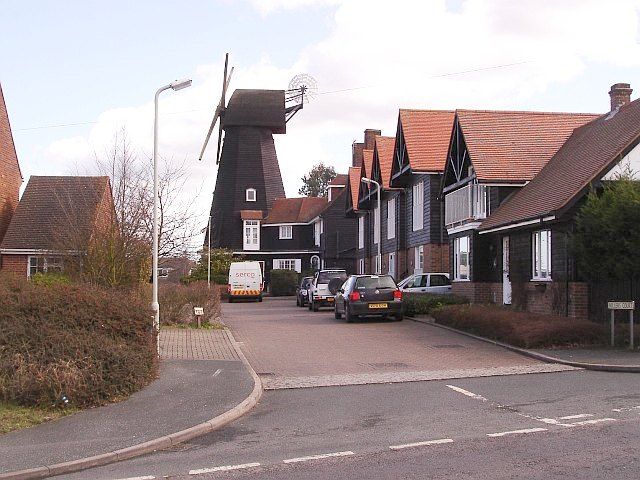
xmin=502 ymin=236 xmax=512 ymax=305
xmin=388 ymin=252 xmax=396 ymax=280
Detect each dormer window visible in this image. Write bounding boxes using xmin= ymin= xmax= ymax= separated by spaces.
xmin=279 ymin=225 xmax=293 ymax=239
xmin=246 ymin=188 xmax=256 ymax=202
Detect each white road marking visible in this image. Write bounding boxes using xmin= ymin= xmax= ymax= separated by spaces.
xmin=189 ymin=462 xmax=261 ymax=475
xmin=212 ymin=368 xmax=222 ymax=378
xmin=283 ymin=451 xmax=354 ymax=464
xmin=565 ymin=418 xmax=617 ymax=427
xmin=487 ymin=427 xmax=547 ymax=437
xmin=113 ymin=476 xmax=155 ymax=480
xmin=390 ymin=438 xmax=454 ymax=450
xmin=558 ymin=414 xmax=593 ymax=420
xmin=612 ymin=405 xmax=640 ymax=412
xmin=446 ymin=385 xmax=488 ymax=401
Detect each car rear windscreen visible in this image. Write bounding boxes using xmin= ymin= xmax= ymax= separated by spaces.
xmin=356 ymin=276 xmax=397 ymax=289
xmin=317 ymin=271 xmax=347 ymax=284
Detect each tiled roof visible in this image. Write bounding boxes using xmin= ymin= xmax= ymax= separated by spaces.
xmin=262 ymin=197 xmax=328 ymax=224
xmin=480 ymin=99 xmax=640 ymax=231
xmin=329 ymin=174 xmax=348 ymax=186
xmin=374 ymin=135 xmax=395 ymax=188
xmin=362 ymin=149 xmax=374 ymax=178
xmin=458 ymin=109 xmax=599 ymax=182
xmin=347 ymin=166 xmax=362 ymax=212
xmin=0 ymin=83 xmax=21 ymax=180
xmin=399 ymin=109 xmax=455 ymax=172
xmin=1 ymin=176 xmax=111 ymax=251
xmin=240 ymin=210 xmax=264 ymax=220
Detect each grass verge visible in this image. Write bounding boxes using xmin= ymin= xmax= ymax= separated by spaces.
xmin=0 ymin=402 xmax=78 ymax=434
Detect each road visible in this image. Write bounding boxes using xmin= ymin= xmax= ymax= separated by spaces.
xmin=64 ymin=298 xmax=640 ymax=480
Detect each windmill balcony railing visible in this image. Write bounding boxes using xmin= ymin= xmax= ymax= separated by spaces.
xmin=445 ymin=184 xmax=487 ymax=227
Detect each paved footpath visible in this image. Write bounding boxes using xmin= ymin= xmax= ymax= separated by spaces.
xmin=0 ymin=328 xmax=253 ymax=475
xmin=223 ymin=298 xmax=575 ymax=390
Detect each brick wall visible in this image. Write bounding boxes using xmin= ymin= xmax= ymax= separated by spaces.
xmin=452 ymin=281 xmax=502 ymax=304
xmin=0 ymin=254 xmax=27 ymax=277
xmin=0 ymin=85 xmax=22 ymax=244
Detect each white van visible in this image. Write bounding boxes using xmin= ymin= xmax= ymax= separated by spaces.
xmin=228 ymin=261 xmax=263 ymax=303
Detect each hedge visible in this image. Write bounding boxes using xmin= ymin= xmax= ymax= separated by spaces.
xmin=0 ymin=274 xmax=157 ymax=408
xmin=432 ymin=304 xmax=606 ymax=348
xmin=270 ymin=269 xmax=298 ymax=296
xmin=159 ymin=281 xmax=221 ymax=326
xmin=403 ymin=293 xmax=468 ymax=316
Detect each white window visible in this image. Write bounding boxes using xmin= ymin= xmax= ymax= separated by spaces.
xmin=412 ymin=181 xmax=424 ymax=231
xmin=310 ymin=255 xmax=320 ymax=270
xmin=359 ymin=258 xmax=365 ymax=274
xmin=358 ymin=215 xmax=365 ymax=249
xmin=274 ymin=258 xmax=301 ymax=273
xmin=532 ymin=230 xmax=552 ymax=280
xmin=375 ymin=255 xmax=381 ymax=274
xmin=279 ymin=225 xmax=293 ymax=239
xmin=373 ymin=205 xmax=380 ymax=244
xmin=387 ymin=197 xmax=396 ymax=239
xmin=314 ymin=219 xmax=322 ymax=246
xmin=246 ymin=188 xmax=256 ymax=202
xmin=28 ymin=256 xmax=63 ymax=277
xmin=414 ymin=245 xmax=424 ymax=274
xmin=474 ymin=184 xmax=488 ymax=219
xmin=454 ymin=236 xmax=470 ymax=280
xmin=388 ymin=252 xmax=396 ymax=279
xmin=243 ymin=220 xmax=260 ymax=250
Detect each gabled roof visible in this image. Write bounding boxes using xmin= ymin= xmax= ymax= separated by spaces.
xmin=457 ymin=109 xmax=599 ymax=182
xmin=480 ymin=98 xmax=640 ymax=232
xmin=362 ymin=149 xmax=374 ymax=178
xmin=374 ymin=135 xmax=395 ymax=188
xmin=399 ymin=109 xmax=455 ymax=172
xmin=262 ymin=197 xmax=328 ymax=224
xmin=0 ymin=83 xmax=22 ymax=181
xmin=346 ymin=166 xmax=362 ymax=212
xmin=329 ymin=174 xmax=348 ymax=187
xmin=1 ymin=176 xmax=112 ymax=251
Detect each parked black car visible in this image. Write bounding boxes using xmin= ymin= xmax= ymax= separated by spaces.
xmin=296 ymin=276 xmax=313 ymax=307
xmin=334 ymin=274 xmax=403 ymax=323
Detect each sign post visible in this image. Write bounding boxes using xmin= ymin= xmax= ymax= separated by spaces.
xmin=193 ymin=306 xmax=204 ymax=328
xmin=607 ymin=301 xmax=635 ymax=349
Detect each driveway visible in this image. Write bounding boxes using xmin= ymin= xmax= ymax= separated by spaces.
xmin=223 ymin=297 xmax=574 ymax=389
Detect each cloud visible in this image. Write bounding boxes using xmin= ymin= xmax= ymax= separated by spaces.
xmin=37 ymin=0 xmax=640 ymax=249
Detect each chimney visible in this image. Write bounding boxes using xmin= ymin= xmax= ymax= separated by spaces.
xmin=609 ymin=83 xmax=632 ymax=111
xmin=352 ymin=141 xmax=364 ymax=167
xmin=364 ymin=128 xmax=381 ymax=150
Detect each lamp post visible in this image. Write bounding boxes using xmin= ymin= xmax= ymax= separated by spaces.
xmin=152 ymin=78 xmax=192 ymax=355
xmin=361 ymin=177 xmax=381 ymax=274
xmin=207 ymin=215 xmax=211 ymax=289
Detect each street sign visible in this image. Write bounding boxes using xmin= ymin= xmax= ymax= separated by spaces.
xmin=608 ymin=301 xmax=635 ymax=310
xmin=193 ymin=307 xmax=204 ymax=316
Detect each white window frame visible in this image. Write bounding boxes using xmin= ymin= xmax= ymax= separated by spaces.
xmin=414 ymin=245 xmax=424 ymax=274
xmin=387 ymin=197 xmax=396 ymax=239
xmin=279 ymin=225 xmax=293 ymax=240
xmin=412 ymin=181 xmax=424 ymax=231
xmin=358 ymin=215 xmax=365 ymax=249
xmin=245 ymin=188 xmax=257 ymax=202
xmin=373 ymin=205 xmax=380 ymax=244
xmin=375 ymin=255 xmax=381 ymax=274
xmin=310 ymin=255 xmax=320 ymax=270
xmin=358 ymin=258 xmax=365 ymax=274
xmin=454 ymin=236 xmax=470 ymax=281
xmin=243 ymin=220 xmax=260 ymax=251
xmin=274 ymin=258 xmax=301 ymax=273
xmin=28 ymin=256 xmax=64 ymax=278
xmin=388 ymin=251 xmax=396 ymax=279
xmin=532 ymin=229 xmax=552 ymax=281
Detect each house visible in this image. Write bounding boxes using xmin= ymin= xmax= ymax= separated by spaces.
xmin=257 ymin=196 xmax=327 ymax=282
xmin=388 ymin=109 xmax=456 ymax=279
xmin=0 ymin=176 xmax=114 ymax=277
xmin=0 ymin=83 xmax=22 ymax=247
xmin=158 ymin=256 xmax=196 ymax=283
xmin=477 ymin=84 xmax=640 ymax=319
xmin=441 ymin=108 xmax=598 ymax=304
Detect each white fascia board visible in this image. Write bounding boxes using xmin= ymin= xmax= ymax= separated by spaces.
xmin=477 ymin=182 xmax=527 ymax=187
xmin=479 ymin=216 xmax=556 ymax=235
xmin=446 ymin=222 xmax=482 ymax=236
xmin=233 ymin=250 xmax=321 ymax=255
xmin=0 ymin=248 xmax=82 ymax=255
xmin=262 ymin=222 xmax=309 ymax=227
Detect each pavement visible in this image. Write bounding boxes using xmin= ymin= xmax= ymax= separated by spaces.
xmin=532 ymin=347 xmax=640 ymax=366
xmin=0 ymin=328 xmax=258 ymax=477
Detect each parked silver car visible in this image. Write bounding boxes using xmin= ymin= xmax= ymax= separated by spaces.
xmin=397 ymin=272 xmax=452 ymax=295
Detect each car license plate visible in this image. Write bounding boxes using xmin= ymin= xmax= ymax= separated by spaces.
xmin=369 ymin=303 xmax=388 ymax=309
xmin=327 ymin=297 xmax=334 ymax=302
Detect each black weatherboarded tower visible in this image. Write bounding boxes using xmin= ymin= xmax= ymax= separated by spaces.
xmin=207 ymin=89 xmax=287 ymax=249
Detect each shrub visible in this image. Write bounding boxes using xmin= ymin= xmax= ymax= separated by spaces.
xmin=270 ymin=269 xmax=298 ymax=296
xmin=30 ymin=272 xmax=71 ymax=287
xmin=403 ymin=293 xmax=468 ymax=316
xmin=0 ymin=274 xmax=157 ymax=408
xmin=432 ymin=304 xmax=606 ymax=348
xmin=159 ymin=281 xmax=221 ymax=326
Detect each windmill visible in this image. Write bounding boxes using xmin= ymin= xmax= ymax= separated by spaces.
xmin=200 ymin=54 xmax=316 ymax=251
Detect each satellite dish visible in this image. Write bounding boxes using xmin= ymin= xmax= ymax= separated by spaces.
xmin=287 ymin=74 xmax=318 ymax=104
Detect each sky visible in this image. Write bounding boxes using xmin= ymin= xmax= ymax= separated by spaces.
xmin=2 ymin=0 xmax=640 ymax=249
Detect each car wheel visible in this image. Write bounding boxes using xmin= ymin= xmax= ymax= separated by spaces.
xmin=345 ymin=306 xmax=357 ymax=323
xmin=334 ymin=307 xmax=342 ymax=319
xmin=258 ymin=296 xmax=263 ymax=303
xmin=308 ymin=300 xmax=313 ymax=311
xmin=296 ymin=297 xmax=300 ymax=307
xmin=228 ymin=297 xmax=233 ymax=303
xmin=312 ymin=300 xmax=319 ymax=312
xmin=395 ymin=313 xmax=404 ymax=321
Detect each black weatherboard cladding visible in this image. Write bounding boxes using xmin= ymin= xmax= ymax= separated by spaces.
xmin=321 ymin=189 xmax=358 ymax=273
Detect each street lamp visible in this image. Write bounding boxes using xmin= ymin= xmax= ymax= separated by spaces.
xmin=152 ymin=78 xmax=192 ymax=355
xmin=361 ymin=177 xmax=381 ymax=274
